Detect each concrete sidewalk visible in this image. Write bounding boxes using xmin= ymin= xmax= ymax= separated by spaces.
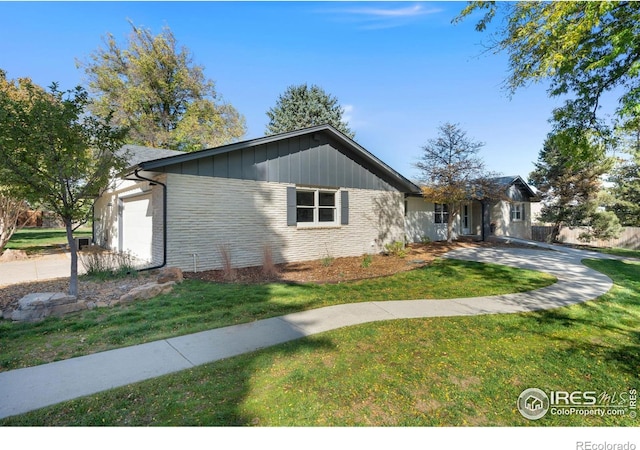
xmin=0 ymin=244 xmax=620 ymax=420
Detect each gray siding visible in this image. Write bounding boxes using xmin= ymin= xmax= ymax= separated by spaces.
xmin=156 ymin=134 xmax=396 ymax=191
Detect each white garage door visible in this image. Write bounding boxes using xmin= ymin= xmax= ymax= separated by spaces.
xmin=120 ymin=194 xmax=153 ymax=262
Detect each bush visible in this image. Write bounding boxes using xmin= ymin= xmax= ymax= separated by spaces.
xmin=361 ymin=254 xmax=373 ymax=268
xmin=384 ymin=241 xmax=407 ymax=258
xmin=218 ymin=244 xmax=236 ymax=282
xmin=261 ymin=244 xmax=279 ymax=278
xmin=80 ymin=245 xmax=137 ymax=279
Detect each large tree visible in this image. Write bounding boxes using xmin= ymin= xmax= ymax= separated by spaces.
xmin=529 ymin=128 xmax=620 ymax=243
xmin=0 ymin=70 xmax=29 ymax=252
xmin=609 ymin=122 xmax=640 ymax=226
xmin=455 ymin=2 xmax=640 ymax=132
xmin=265 ymin=84 xmax=355 ymax=138
xmin=80 ymin=21 xmax=246 ymax=152
xmin=0 ymin=74 xmax=126 ymax=296
xmin=414 ymin=122 xmax=499 ymax=243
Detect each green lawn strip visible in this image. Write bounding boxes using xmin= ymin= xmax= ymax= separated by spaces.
xmin=591 ymin=247 xmax=640 ymax=259
xmin=1 ymin=258 xmax=636 ymax=426
xmin=5 ymin=228 xmax=92 ymax=254
xmin=0 ymin=259 xmax=555 ymax=372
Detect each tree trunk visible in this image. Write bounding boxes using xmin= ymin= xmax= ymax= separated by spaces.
xmin=446 ymin=203 xmax=455 ymax=243
xmin=550 ymin=222 xmax=562 ymax=244
xmin=65 ymin=219 xmax=78 ymax=297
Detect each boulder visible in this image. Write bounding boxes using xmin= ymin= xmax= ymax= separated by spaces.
xmin=11 ymin=292 xmax=85 ymax=322
xmin=0 ymin=249 xmax=28 ymax=262
xmin=157 ymin=267 xmax=183 ymax=284
xmin=119 ymin=281 xmax=175 ymax=304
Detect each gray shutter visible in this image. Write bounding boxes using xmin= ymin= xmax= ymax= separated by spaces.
xmin=522 ymin=203 xmax=526 ymax=221
xmin=287 ymin=186 xmax=297 ymax=226
xmin=341 ymin=190 xmax=349 ymax=225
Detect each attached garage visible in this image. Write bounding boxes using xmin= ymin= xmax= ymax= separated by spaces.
xmin=119 ymin=193 xmax=153 ymax=262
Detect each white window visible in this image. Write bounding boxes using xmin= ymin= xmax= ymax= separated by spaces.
xmin=510 ymin=203 xmax=524 ymax=221
xmin=296 ymin=188 xmax=337 ymax=226
xmin=434 ymin=203 xmax=449 ymax=224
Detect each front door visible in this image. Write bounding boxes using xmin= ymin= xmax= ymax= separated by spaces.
xmin=462 ymin=203 xmax=471 ymax=235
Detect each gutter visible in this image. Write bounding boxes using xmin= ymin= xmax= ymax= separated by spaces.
xmin=125 ymin=169 xmax=168 ymax=272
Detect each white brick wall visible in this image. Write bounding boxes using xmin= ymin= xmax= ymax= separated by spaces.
xmin=165 ymin=174 xmax=405 ymax=272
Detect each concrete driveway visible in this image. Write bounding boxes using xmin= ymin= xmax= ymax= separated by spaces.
xmin=0 ymin=252 xmax=85 ymax=287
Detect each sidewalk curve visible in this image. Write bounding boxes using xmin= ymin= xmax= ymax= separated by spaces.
xmin=0 ymin=243 xmax=623 ymax=420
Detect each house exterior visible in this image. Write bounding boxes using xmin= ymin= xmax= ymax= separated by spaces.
xmin=94 ymin=125 xmax=421 ymax=272
xmin=405 ymin=176 xmax=539 ymax=242
xmin=94 ymin=126 xmax=539 ymax=272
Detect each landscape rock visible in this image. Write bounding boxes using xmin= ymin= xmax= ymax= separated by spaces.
xmin=11 ymin=292 xmax=85 ymax=322
xmin=0 ymin=249 xmax=28 ymax=262
xmin=157 ymin=267 xmax=183 ymax=284
xmin=119 ymin=281 xmax=175 ymax=304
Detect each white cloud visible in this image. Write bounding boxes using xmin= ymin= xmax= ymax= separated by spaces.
xmin=342 ymin=104 xmax=354 ymax=123
xmin=343 ymin=4 xmax=441 ymax=19
xmin=322 ymin=3 xmax=443 ymax=30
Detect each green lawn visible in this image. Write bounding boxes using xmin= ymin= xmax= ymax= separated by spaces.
xmin=0 ymin=259 xmax=554 ymax=371
xmin=1 ymin=258 xmax=638 ymax=426
xmin=5 ymin=227 xmax=92 ymax=254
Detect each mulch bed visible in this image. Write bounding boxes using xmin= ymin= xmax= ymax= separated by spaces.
xmin=183 ymin=239 xmax=521 ymax=284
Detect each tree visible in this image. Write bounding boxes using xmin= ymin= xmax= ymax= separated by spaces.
xmin=0 ymin=190 xmax=28 ymax=253
xmin=265 ymin=84 xmax=355 ymax=138
xmin=529 ymin=128 xmax=620 ymax=243
xmin=455 ymin=2 xmax=640 ymax=132
xmin=0 ymin=70 xmax=30 ymax=252
xmin=609 ymin=122 xmax=640 ymax=226
xmin=0 ymin=74 xmax=126 ymax=296
xmin=79 ymin=21 xmax=246 ymax=151
xmin=414 ymin=122 xmax=499 ymax=243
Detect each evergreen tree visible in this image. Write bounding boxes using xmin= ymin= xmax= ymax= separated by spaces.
xmin=529 ymin=129 xmax=620 ymax=243
xmin=266 ymin=84 xmax=354 ymax=138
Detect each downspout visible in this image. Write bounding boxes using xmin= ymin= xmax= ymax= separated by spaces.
xmin=129 ymin=169 xmax=167 ymax=272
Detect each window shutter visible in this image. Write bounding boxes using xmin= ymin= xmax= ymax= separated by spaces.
xmin=522 ymin=203 xmax=526 ymax=221
xmin=287 ymin=186 xmax=296 ymax=226
xmin=341 ymin=190 xmax=349 ymax=225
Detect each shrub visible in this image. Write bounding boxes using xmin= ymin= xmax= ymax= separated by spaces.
xmin=218 ymin=244 xmax=236 ymax=282
xmin=361 ymin=254 xmax=373 ymax=268
xmin=384 ymin=241 xmax=407 ymax=258
xmin=80 ymin=245 xmax=137 ymax=279
xmin=261 ymin=244 xmax=279 ymax=278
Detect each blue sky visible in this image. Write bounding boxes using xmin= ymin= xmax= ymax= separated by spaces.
xmin=1 ymin=1 xmax=568 ymax=182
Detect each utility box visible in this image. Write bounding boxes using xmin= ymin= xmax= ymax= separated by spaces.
xmin=75 ymin=237 xmax=91 ymax=250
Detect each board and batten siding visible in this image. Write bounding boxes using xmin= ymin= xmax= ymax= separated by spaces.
xmin=156 ymin=133 xmax=398 ymax=192
xmin=165 ymin=174 xmax=405 ymax=272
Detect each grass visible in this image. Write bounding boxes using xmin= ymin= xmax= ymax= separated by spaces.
xmin=0 ymin=258 xmax=637 ymax=426
xmin=0 ymin=259 xmax=555 ymax=371
xmin=592 ymin=247 xmax=640 ymax=259
xmin=5 ymin=227 xmax=92 ymax=254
